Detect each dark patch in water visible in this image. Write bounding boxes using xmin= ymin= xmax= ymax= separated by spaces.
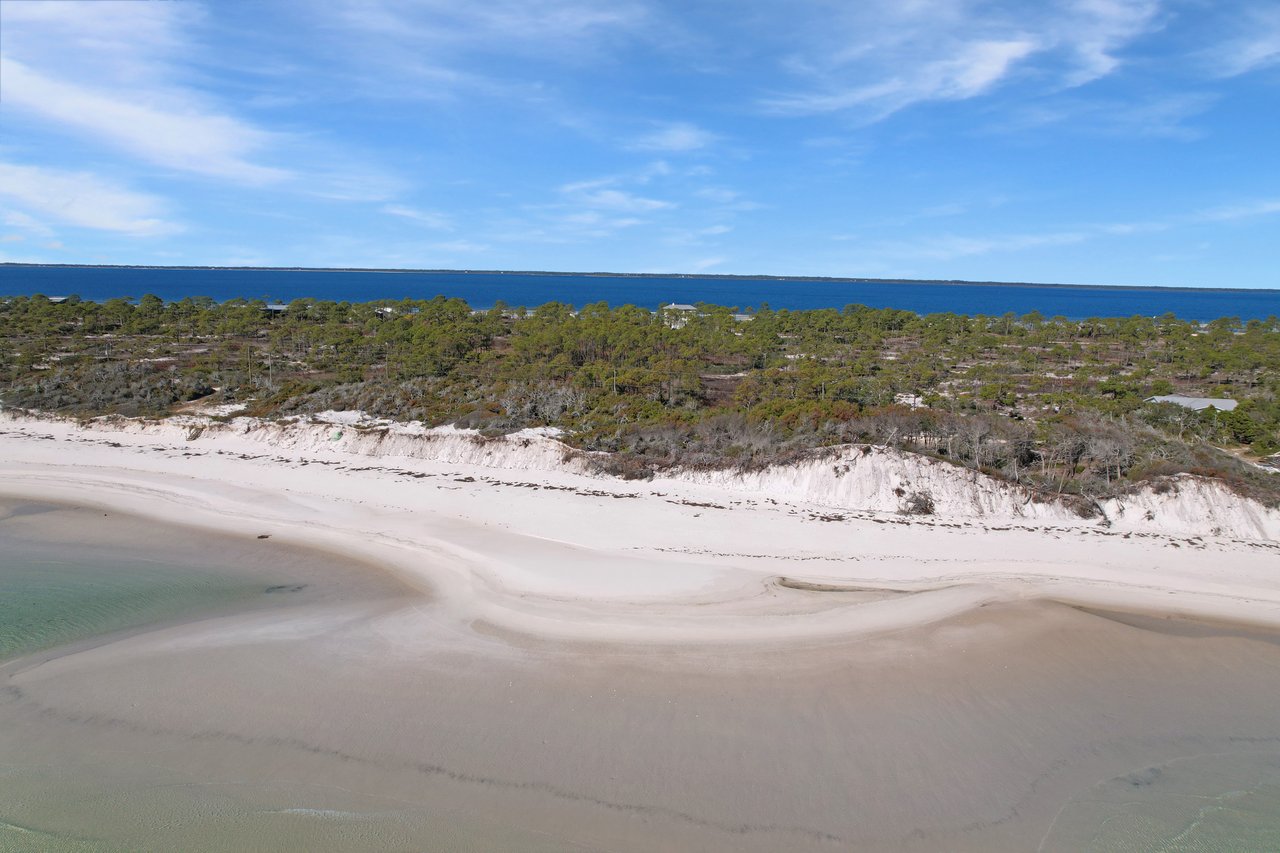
xmin=0 ymin=502 xmax=63 ymax=521
xmin=264 ymin=584 xmax=307 ymax=594
xmin=1123 ymin=767 xmax=1163 ymax=787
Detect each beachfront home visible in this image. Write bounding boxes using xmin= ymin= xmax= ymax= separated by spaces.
xmin=1146 ymin=394 xmax=1238 ymax=412
xmin=661 ymin=303 xmax=698 ymax=328
xmin=658 ymin=303 xmax=755 ymax=328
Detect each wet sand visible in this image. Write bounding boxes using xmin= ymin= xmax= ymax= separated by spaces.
xmin=4 ymin=505 xmax=1280 ymax=851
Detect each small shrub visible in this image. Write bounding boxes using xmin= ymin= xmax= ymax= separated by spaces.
xmin=901 ymin=490 xmax=935 ymax=515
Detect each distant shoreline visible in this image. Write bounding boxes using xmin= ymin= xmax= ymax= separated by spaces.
xmin=2 ymin=262 xmax=1271 ymax=294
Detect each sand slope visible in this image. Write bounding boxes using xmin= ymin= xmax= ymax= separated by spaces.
xmin=2 ymin=408 xmax=1279 ymax=641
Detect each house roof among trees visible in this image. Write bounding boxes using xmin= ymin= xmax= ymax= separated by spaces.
xmin=1147 ymin=395 xmax=1238 ymax=411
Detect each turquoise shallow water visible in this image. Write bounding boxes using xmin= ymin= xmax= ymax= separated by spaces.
xmin=1043 ymin=751 xmax=1280 ymax=852
xmin=0 ymin=550 xmax=261 ymax=663
xmin=0 ymin=500 xmax=404 ymax=665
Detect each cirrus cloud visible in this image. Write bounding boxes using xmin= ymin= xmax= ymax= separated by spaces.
xmin=0 ymin=163 xmax=180 ymax=236
xmin=0 ymin=58 xmax=289 ymax=185
xmin=629 ymin=122 xmax=718 ymax=152
xmin=763 ymin=0 xmax=1161 ymax=120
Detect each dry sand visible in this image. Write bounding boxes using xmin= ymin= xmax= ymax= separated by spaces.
xmin=3 ymin=415 xmax=1280 ymax=850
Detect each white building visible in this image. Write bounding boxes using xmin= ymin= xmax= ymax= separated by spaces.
xmin=1146 ymin=394 xmax=1238 ymax=412
xmin=661 ymin=303 xmax=698 ymax=328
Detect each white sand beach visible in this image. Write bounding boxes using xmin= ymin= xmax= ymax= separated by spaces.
xmin=3 ymin=410 xmax=1280 ymax=641
xmin=3 ymin=410 xmax=1280 ymax=851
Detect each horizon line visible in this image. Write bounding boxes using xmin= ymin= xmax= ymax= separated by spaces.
xmin=2 ymin=262 xmax=1276 ymax=294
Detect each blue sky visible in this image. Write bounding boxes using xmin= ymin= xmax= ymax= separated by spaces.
xmin=0 ymin=0 xmax=1277 ymax=287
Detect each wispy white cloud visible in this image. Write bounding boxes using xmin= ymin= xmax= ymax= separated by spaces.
xmin=0 ymin=2 xmax=291 ymax=185
xmin=933 ymin=38 xmax=1040 ymax=97
xmin=1097 ymin=221 xmax=1169 ymax=235
xmin=562 ymin=212 xmax=644 ymax=229
xmin=1061 ymin=0 xmax=1161 ymax=85
xmin=921 ymin=202 xmax=968 ymax=218
xmin=0 ymin=0 xmax=413 ymax=201
xmin=382 ymin=205 xmax=454 ymax=229
xmin=334 ymin=0 xmax=650 ymax=51
xmin=0 ymin=0 xmax=193 ymax=81
xmin=661 ymin=223 xmax=734 ymax=249
xmin=1194 ymin=199 xmax=1280 ymax=222
xmin=2 ymin=210 xmax=55 ymax=238
xmin=990 ymin=92 xmax=1217 ymax=139
xmin=0 ymin=163 xmax=180 ymax=236
xmin=488 ymin=209 xmax=645 ymax=245
xmin=690 ymin=256 xmax=727 ymax=271
xmin=559 ymin=170 xmax=675 ymax=212
xmin=1204 ymin=5 xmax=1280 ymax=77
xmin=426 ymin=239 xmax=488 ymax=253
xmin=763 ymin=1 xmax=1161 ymax=120
xmin=873 ymin=230 xmax=1089 ymax=261
xmin=1091 ymin=197 xmax=1280 ymax=232
xmin=630 ymin=122 xmax=717 ymax=152
xmin=560 ymin=177 xmax=619 ymax=194
xmin=695 ymin=188 xmax=743 ymax=204
xmin=831 ymin=200 xmax=974 ymax=236
xmin=570 ymin=188 xmax=674 ymax=212
xmin=767 ymin=38 xmax=1039 ymax=117
xmin=319 ymin=0 xmax=656 ymax=106
xmin=0 ymin=58 xmax=288 ymax=185
xmin=694 ymin=187 xmax=763 ymax=212
xmin=850 ymin=192 xmax=1280 ymax=263
xmin=493 ymin=163 xmax=684 ymax=246
xmin=556 ymin=161 xmax=671 ymax=196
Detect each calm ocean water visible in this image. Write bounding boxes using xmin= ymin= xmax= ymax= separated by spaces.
xmin=0 ymin=552 xmax=254 ymax=663
xmin=0 ymin=531 xmax=259 ymax=663
xmin=3 ymin=265 xmax=1278 ymax=320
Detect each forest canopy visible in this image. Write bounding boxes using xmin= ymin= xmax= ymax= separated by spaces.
xmin=2 ymin=293 xmax=1278 ymax=507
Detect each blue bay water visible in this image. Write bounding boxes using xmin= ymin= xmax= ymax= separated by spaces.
xmin=3 ymin=265 xmax=1279 ymax=320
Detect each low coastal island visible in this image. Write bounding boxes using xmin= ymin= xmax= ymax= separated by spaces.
xmin=3 ymin=294 xmax=1280 ymax=850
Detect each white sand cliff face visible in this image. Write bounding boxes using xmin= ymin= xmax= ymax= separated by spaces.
xmin=16 ymin=408 xmax=1279 ymax=540
xmin=127 ymin=411 xmax=593 ymax=474
xmin=676 ymin=446 xmax=1280 ymax=540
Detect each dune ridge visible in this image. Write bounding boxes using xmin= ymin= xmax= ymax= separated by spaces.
xmin=8 ymin=407 xmax=1278 ymax=539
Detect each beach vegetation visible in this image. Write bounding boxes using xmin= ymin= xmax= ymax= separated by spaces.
xmin=2 ymin=294 xmax=1278 ymax=504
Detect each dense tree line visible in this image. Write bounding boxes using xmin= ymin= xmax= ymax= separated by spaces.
xmin=2 ymin=293 xmax=1278 ymax=506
